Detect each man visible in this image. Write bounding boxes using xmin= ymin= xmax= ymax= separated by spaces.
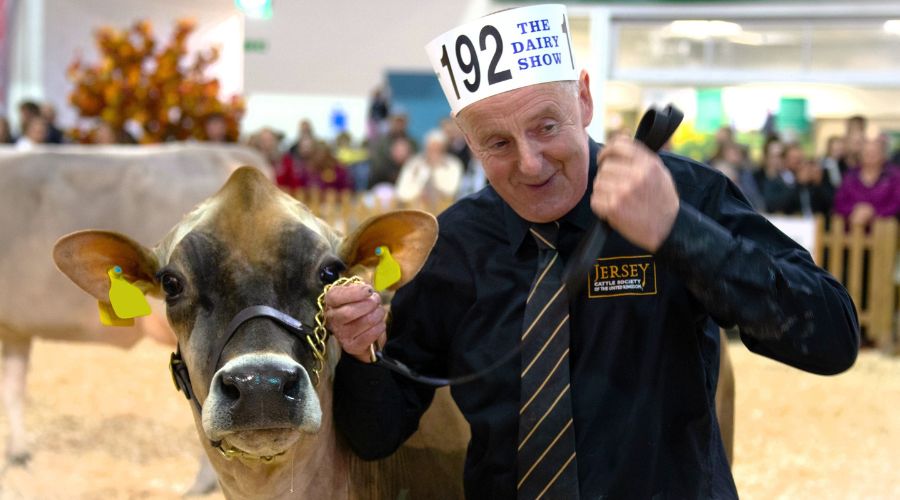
xmin=367 ymin=112 xmax=419 ymax=188
xmin=40 ymin=103 xmax=65 ymax=144
xmin=325 ymin=5 xmax=858 ymax=498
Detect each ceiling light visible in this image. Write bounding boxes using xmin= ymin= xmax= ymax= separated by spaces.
xmin=667 ymin=20 xmax=742 ymax=40
xmin=884 ymin=20 xmax=900 ymax=35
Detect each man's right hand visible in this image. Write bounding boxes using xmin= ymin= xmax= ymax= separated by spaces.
xmin=324 ymin=283 xmax=387 ymax=363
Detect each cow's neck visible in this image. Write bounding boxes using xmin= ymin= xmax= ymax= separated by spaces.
xmin=203 ymin=377 xmax=352 ymax=500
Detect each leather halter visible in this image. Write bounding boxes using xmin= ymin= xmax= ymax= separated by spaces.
xmin=169 ymin=305 xmax=310 ymax=456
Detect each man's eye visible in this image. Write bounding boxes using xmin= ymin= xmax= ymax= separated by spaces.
xmin=541 ymin=122 xmax=558 ymax=133
xmin=490 ymin=140 xmax=508 ymax=150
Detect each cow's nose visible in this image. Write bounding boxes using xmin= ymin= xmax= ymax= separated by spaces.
xmin=203 ymin=354 xmax=321 ymax=439
xmin=219 ymin=363 xmax=302 ymax=403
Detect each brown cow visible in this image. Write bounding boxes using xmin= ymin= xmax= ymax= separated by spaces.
xmin=54 ymin=167 xmax=469 ymax=498
xmin=53 ymin=167 xmax=734 ymax=498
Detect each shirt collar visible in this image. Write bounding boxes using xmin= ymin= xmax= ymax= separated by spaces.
xmin=504 ymin=138 xmax=601 ymax=254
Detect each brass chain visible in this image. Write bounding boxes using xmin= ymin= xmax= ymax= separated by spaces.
xmin=216 ymin=442 xmax=284 ymax=462
xmin=309 ymin=276 xmax=365 ymax=386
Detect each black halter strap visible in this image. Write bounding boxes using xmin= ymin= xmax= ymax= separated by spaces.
xmin=168 ymin=305 xmax=311 ymax=449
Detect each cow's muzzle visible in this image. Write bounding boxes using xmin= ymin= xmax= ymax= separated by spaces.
xmin=202 ymin=353 xmax=322 ymax=460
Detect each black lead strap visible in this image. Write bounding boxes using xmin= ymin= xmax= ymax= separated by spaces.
xmin=561 ymin=104 xmax=683 ymax=295
xmin=374 ymin=344 xmax=524 ymax=387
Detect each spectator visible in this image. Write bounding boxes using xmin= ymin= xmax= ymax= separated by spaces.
xmin=298 ymin=119 xmax=315 ymax=142
xmin=367 ymin=86 xmax=391 ymax=139
xmin=833 ymin=138 xmax=900 ymax=225
xmin=891 ymin=140 xmax=900 ymax=167
xmin=94 ymin=122 xmax=118 ymax=145
xmin=821 ymin=135 xmax=845 ymax=187
xmin=441 ymin=117 xmax=471 ymax=172
xmin=93 ymin=122 xmax=136 ymax=144
xmin=709 ymin=141 xmax=766 ymax=210
xmin=367 ymin=112 xmax=418 ymax=188
xmin=247 ymin=127 xmax=284 ymax=170
xmin=0 ymin=117 xmax=14 ymax=144
xmin=17 ymin=100 xmax=40 ymax=137
xmin=768 ymin=143 xmax=834 ymax=216
xmin=755 ymin=137 xmax=791 ymax=213
xmin=334 ymin=132 xmax=370 ymax=191
xmin=709 ymin=141 xmax=743 ymax=181
xmin=841 ymin=114 xmax=867 ymax=171
xmin=40 ymin=103 xmax=65 ymax=143
xmin=202 ymin=112 xmax=230 ymax=142
xmin=276 ymin=135 xmax=316 ymax=190
xmin=283 ymin=119 xmax=316 ymax=160
xmin=794 ymin=157 xmax=835 ymax=216
xmin=705 ymin=125 xmax=735 ymax=163
xmin=299 ymin=140 xmax=352 ymax=192
xmin=16 ymin=116 xmax=48 ymax=150
xmin=395 ymin=129 xmax=463 ymax=205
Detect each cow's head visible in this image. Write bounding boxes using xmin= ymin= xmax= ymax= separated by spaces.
xmin=53 ymin=167 xmax=437 ymax=461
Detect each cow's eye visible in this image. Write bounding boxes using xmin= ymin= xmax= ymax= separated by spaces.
xmin=160 ymin=272 xmax=183 ymax=298
xmin=319 ymin=262 xmax=345 ymax=285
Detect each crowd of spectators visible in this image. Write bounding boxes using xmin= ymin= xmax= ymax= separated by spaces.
xmin=693 ymin=115 xmax=900 ymax=226
xmin=265 ymin=87 xmax=480 ymax=204
xmin=1 ymin=100 xmax=66 ymax=149
xmin=6 ymin=93 xmax=899 ymax=224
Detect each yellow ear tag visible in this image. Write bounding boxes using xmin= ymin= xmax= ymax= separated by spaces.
xmin=98 ymin=301 xmax=134 ymax=327
xmin=107 ymin=266 xmax=151 ymax=319
xmin=373 ymin=245 xmax=401 ymax=292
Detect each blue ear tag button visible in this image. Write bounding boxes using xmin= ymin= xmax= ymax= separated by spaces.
xmin=373 ymin=246 xmax=401 ymax=291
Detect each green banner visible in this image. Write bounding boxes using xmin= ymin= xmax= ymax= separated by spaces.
xmin=777 ymin=97 xmax=809 ymax=134
xmin=695 ymin=88 xmax=724 ymax=134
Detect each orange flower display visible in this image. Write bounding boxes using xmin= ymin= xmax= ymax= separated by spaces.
xmin=68 ymin=19 xmax=244 ymax=144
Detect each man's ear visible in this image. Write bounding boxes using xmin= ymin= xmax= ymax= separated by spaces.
xmin=578 ymin=70 xmax=594 ymax=128
xmin=339 ymin=210 xmax=438 ymax=290
xmin=53 ymin=230 xmax=161 ymax=301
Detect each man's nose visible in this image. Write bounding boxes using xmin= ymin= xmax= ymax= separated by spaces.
xmin=516 ymin=140 xmax=543 ymax=176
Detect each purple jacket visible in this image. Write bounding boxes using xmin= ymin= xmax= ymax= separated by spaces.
xmin=833 ymin=165 xmax=900 ymax=218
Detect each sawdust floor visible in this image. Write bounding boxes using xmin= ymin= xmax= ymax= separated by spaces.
xmin=0 ymin=338 xmax=896 ymax=499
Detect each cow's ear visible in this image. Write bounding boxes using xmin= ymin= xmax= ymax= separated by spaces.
xmin=53 ymin=230 xmax=161 ymax=301
xmin=339 ymin=210 xmax=438 ymax=290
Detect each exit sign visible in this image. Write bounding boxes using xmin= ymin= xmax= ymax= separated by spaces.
xmin=244 ymin=39 xmax=267 ymax=53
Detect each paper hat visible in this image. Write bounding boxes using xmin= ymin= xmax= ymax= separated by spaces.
xmin=426 ymin=4 xmax=578 ymax=116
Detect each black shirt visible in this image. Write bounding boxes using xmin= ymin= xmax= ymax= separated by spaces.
xmin=334 ymin=139 xmax=859 ymax=499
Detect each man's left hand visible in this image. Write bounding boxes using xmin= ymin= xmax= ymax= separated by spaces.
xmin=591 ymin=137 xmax=680 ymax=252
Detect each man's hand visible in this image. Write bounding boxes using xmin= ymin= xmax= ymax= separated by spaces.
xmin=324 ymin=283 xmax=387 ymax=363
xmin=592 ymin=137 xmax=680 ymax=252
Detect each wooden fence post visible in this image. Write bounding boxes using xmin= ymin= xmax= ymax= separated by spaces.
xmin=869 ymin=218 xmax=898 ymax=350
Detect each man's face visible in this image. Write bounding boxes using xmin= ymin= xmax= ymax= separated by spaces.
xmin=457 ymin=72 xmax=593 ymax=223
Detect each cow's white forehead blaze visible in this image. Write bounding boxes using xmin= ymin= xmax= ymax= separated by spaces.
xmin=153 ymin=167 xmax=339 ymax=264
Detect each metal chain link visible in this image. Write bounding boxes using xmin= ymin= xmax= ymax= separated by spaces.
xmin=309 ymin=275 xmax=365 ymax=386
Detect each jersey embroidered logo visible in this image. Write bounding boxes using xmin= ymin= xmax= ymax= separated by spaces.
xmin=587 ymin=255 xmax=657 ymax=298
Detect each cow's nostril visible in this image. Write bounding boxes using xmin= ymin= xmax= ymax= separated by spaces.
xmin=220 ymin=374 xmax=241 ymax=401
xmin=283 ymin=368 xmax=301 ymax=401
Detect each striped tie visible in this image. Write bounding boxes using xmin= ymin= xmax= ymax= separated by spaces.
xmin=517 ymin=221 xmax=580 ymax=499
